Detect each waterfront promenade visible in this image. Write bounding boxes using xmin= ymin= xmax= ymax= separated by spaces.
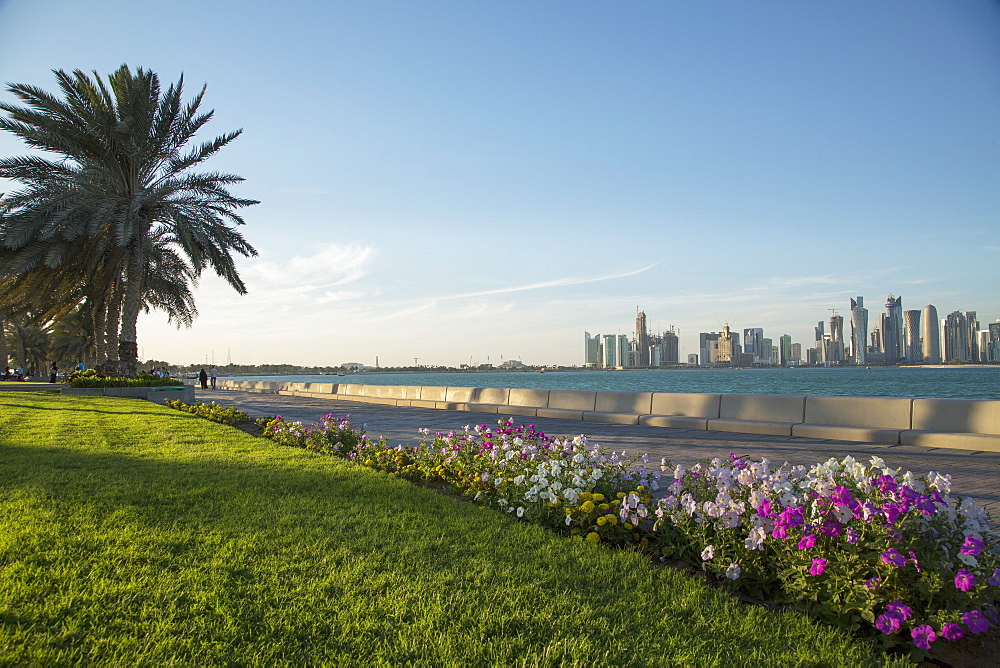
xmin=200 ymin=387 xmax=1000 ymax=522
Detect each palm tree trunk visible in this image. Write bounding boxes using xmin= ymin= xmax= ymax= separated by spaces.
xmin=106 ymin=287 xmax=122 ymax=363
xmin=118 ymin=249 xmax=146 ymax=377
xmin=94 ymin=298 xmax=108 ymax=365
xmin=0 ymin=312 xmax=8 ymax=372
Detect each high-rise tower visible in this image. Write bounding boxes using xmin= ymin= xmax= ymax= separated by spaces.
xmin=882 ymin=295 xmax=903 ymax=365
xmin=920 ymin=304 xmax=940 ymax=363
xmin=635 ymin=310 xmax=649 ymax=367
xmin=903 ymin=309 xmax=921 ymax=362
xmin=850 ymin=297 xmax=868 ymax=365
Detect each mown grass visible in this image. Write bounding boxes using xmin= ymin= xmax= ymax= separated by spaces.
xmin=0 ymin=392 xmax=905 ymax=666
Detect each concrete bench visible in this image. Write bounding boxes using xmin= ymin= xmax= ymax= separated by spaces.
xmin=466 ymin=387 xmax=511 ymax=413
xmin=407 ymin=385 xmax=449 ymax=409
xmin=708 ymin=394 xmax=805 ymax=436
xmin=537 ymin=390 xmax=597 ymax=421
xmin=900 ymin=398 xmax=1000 ymax=452
xmin=791 ymin=396 xmax=911 ymax=444
xmin=639 ymin=393 xmax=721 ymax=430
xmin=502 ymin=388 xmax=549 ymax=417
xmin=436 ymin=386 xmax=478 ymax=410
xmin=583 ymin=392 xmax=653 ymax=425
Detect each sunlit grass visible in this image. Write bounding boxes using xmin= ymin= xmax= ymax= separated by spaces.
xmin=0 ymin=392 xmax=902 ymax=666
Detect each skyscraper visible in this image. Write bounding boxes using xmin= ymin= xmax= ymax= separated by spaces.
xmin=661 ymin=327 xmax=679 ymax=364
xmin=920 ymin=304 xmax=941 ymax=364
xmin=828 ymin=314 xmax=845 ymax=363
xmin=779 ymin=334 xmax=792 ymax=366
xmin=882 ymin=295 xmax=903 ymax=365
xmin=943 ymin=311 xmax=972 ymax=362
xmin=850 ymin=297 xmax=868 ymax=365
xmin=903 ymin=310 xmax=921 ymax=362
xmin=743 ymin=328 xmax=764 ymax=364
xmin=584 ymin=332 xmax=601 ymax=367
xmin=634 ymin=310 xmax=649 ymax=367
xmin=700 ymin=332 xmax=721 ymax=366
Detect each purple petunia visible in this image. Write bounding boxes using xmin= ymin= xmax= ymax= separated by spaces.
xmin=886 ymin=601 xmax=913 ymax=619
xmin=990 ymin=568 xmax=1000 ymax=587
xmin=960 ymin=535 xmax=985 ymax=557
xmin=881 ymin=548 xmax=906 ymax=567
xmin=876 ymin=611 xmax=903 ymax=634
xmin=845 ymin=527 xmax=859 ymax=544
xmin=954 ymin=569 xmax=976 ymax=592
xmin=940 ymin=623 xmax=964 ymax=642
xmin=911 ymin=625 xmax=937 ymax=650
xmin=963 ymin=610 xmax=989 ymax=635
xmin=808 ymin=558 xmax=827 ymax=576
xmin=797 ymin=534 xmax=817 ymax=550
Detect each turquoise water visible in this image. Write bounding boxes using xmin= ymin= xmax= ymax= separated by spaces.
xmin=230 ymin=366 xmax=1000 ymax=400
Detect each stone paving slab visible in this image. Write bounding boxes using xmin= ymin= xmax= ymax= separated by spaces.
xmin=198 ymin=389 xmax=1000 ymax=523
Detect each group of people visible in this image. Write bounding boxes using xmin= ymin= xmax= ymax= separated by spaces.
xmin=2 ymin=367 xmax=28 ymax=381
xmin=198 ymin=367 xmax=220 ymax=390
xmin=147 ymin=367 xmax=172 ymax=379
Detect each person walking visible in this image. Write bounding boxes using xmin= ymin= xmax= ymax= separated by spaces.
xmin=49 ymin=363 xmax=58 ymax=383
xmin=210 ymin=367 xmax=219 ymax=390
xmin=198 ymin=368 xmax=208 ymax=390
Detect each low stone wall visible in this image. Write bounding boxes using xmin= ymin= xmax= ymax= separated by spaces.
xmin=216 ymin=380 xmax=1000 ymax=452
xmin=62 ymin=385 xmax=195 ymax=405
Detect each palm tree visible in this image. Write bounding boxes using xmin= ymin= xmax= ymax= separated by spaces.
xmin=0 ymin=65 xmax=257 ymax=375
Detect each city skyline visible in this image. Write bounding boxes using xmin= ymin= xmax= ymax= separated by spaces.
xmin=1 ymin=1 xmax=998 ymax=367
xmin=585 ymin=294 xmax=999 ymax=369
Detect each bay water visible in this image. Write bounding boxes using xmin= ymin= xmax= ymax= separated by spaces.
xmin=230 ymin=366 xmax=1000 ymax=400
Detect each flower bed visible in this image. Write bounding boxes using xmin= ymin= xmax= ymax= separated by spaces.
xmin=164 ymin=399 xmax=255 ymax=426
xmin=68 ymin=369 xmax=183 ymax=388
xmin=202 ymin=410 xmax=1000 ymax=660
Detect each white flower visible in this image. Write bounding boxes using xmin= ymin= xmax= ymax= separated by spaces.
xmin=565 ymin=515 xmax=572 ymax=526
xmin=958 ymin=552 xmax=979 ymax=567
xmin=516 ymin=507 xmax=525 ymax=517
xmin=726 ymin=563 xmax=741 ymax=580
xmin=701 ymin=545 xmax=715 ymax=561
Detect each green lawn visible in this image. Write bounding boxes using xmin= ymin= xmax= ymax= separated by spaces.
xmin=0 ymin=392 xmax=903 ymax=666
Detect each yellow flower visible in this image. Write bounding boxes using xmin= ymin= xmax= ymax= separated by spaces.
xmin=596 ymin=515 xmax=607 ymax=526
xmin=592 ymin=493 xmax=605 ymax=502
xmin=616 ymin=492 xmax=626 ymax=500
xmin=598 ymin=503 xmax=609 ymax=511
xmin=637 ymin=486 xmax=646 ymax=492
xmin=580 ymin=500 xmax=595 ymax=514
xmin=624 ymin=522 xmax=634 ymax=530
xmin=578 ymin=492 xmax=592 ymax=502
xmin=585 ymin=532 xmax=601 ymax=544
xmin=606 ymin=515 xmax=618 ymax=526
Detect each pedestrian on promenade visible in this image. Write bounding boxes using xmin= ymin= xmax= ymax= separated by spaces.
xmin=198 ymin=368 xmax=208 ymax=390
xmin=49 ymin=363 xmax=58 ymax=383
xmin=210 ymin=367 xmax=219 ymax=390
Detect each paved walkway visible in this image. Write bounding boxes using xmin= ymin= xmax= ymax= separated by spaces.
xmin=196 ymin=388 xmax=1000 ymax=522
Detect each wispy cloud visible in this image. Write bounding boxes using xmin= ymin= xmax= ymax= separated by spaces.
xmin=247 ymin=244 xmax=376 ymax=288
xmin=437 ymin=264 xmax=657 ymax=300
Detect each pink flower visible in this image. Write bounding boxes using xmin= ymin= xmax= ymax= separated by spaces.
xmin=954 ymin=569 xmax=975 ymax=592
xmin=797 ymin=534 xmax=817 ymax=550
xmin=808 ymin=558 xmax=827 ymax=576
xmin=960 ymin=535 xmax=984 ymax=557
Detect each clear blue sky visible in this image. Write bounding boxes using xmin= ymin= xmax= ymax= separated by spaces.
xmin=1 ymin=0 xmax=998 ymax=366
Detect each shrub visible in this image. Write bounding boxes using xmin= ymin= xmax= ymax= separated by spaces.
xmin=68 ymin=370 xmax=183 ymax=388
xmin=164 ymin=399 xmax=253 ymax=426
